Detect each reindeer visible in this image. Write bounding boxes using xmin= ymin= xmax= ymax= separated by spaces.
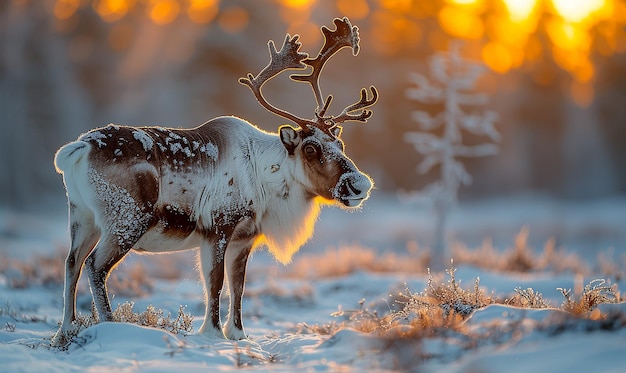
xmin=52 ymin=17 xmax=377 ymax=347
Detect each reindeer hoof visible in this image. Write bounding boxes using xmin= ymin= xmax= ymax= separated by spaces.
xmin=198 ymin=325 xmax=226 ymax=339
xmin=51 ymin=329 xmax=71 ymax=348
xmin=223 ymin=324 xmax=247 ymax=340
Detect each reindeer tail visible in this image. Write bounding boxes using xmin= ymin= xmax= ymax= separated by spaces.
xmin=54 ymin=141 xmax=91 ymax=174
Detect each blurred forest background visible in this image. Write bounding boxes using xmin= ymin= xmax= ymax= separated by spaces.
xmin=1 ymin=0 xmax=625 ymax=211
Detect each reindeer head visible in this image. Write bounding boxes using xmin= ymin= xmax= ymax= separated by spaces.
xmin=240 ymin=17 xmax=377 ymax=208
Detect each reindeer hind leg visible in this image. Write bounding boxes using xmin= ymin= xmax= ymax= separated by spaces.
xmin=53 ymin=202 xmax=100 ymax=347
xmin=84 ymin=234 xmax=137 ymax=323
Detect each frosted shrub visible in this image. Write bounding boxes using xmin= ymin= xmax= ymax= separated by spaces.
xmin=52 ymin=302 xmax=193 ymax=348
xmin=298 ymin=272 xmax=622 ymax=369
xmin=558 ymin=279 xmax=620 ymax=316
xmin=452 ymin=228 xmax=589 ymax=275
xmin=326 ymin=263 xmax=492 ymax=338
xmin=406 ymin=264 xmax=493 ymax=320
xmin=112 ymin=302 xmax=194 ymax=335
xmin=434 ymin=274 xmax=489 ymax=316
xmin=511 ymin=287 xmax=551 ymax=309
xmin=112 ymin=301 xmax=139 ymax=324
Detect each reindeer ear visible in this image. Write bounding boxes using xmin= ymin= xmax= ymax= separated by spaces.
xmin=331 ymin=125 xmax=343 ymax=138
xmin=279 ymin=125 xmax=300 ymax=155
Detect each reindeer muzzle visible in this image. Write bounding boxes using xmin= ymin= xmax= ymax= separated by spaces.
xmin=333 ymin=172 xmax=373 ymax=208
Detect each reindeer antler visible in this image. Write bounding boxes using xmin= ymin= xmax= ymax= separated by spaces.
xmin=239 ymin=34 xmax=317 ymax=130
xmin=239 ymin=17 xmax=378 ymax=136
xmin=290 ymin=17 xmax=360 ymax=110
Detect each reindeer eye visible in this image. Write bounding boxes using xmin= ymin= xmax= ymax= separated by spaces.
xmin=304 ymin=144 xmax=317 ymax=155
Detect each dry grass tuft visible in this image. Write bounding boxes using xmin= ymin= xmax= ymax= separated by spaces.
xmin=507 ymin=287 xmax=551 ymax=308
xmin=284 ymin=244 xmax=429 ymax=278
xmin=597 ymin=249 xmax=626 ymax=282
xmin=283 ymin=228 xmax=595 ymax=281
xmin=1 ymin=250 xmax=156 ymax=298
xmin=112 ymin=301 xmax=194 ymax=334
xmin=314 ymin=263 xmax=491 ymax=339
xmin=424 ymin=265 xmax=494 ymax=317
xmin=0 ymin=249 xmax=67 ymax=288
xmin=52 ymin=302 xmax=193 ymax=349
xmin=453 ymin=227 xmax=589 ymax=275
xmin=107 ymin=263 xmax=154 ymax=297
xmin=558 ymin=279 xmax=620 ymax=317
xmin=294 ymin=320 xmax=343 ymax=336
xmin=298 ymin=264 xmax=623 ymax=354
xmin=246 ymin=279 xmax=315 ymax=308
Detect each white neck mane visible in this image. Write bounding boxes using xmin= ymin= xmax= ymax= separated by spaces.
xmin=251 ymin=139 xmax=325 ymax=264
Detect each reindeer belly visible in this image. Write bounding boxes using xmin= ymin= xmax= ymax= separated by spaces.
xmin=134 ymin=194 xmax=202 ymax=253
xmin=133 ymin=227 xmax=202 ymax=253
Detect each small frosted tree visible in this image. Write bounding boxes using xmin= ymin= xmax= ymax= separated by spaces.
xmin=404 ymin=42 xmax=499 ymax=269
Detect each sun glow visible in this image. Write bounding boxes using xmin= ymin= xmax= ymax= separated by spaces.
xmin=93 ymin=0 xmax=132 ymax=23
xmin=149 ymin=0 xmax=180 ymax=25
xmin=438 ymin=5 xmax=484 ymax=39
xmin=551 ymin=0 xmax=608 ymax=23
xmin=47 ymin=0 xmax=626 ymax=95
xmin=502 ymin=0 xmax=538 ymax=21
xmin=187 ymin=0 xmax=219 ymax=24
xmin=277 ymin=0 xmax=316 ymax=9
xmin=421 ymin=0 xmax=625 ymax=106
xmin=447 ymin=0 xmax=483 ymax=6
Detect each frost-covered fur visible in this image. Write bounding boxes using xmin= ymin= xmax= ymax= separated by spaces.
xmin=51 ymin=116 xmax=372 ymax=346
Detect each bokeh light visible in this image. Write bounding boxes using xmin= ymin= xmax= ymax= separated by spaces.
xmin=550 ymin=0 xmax=608 ymax=23
xmin=218 ymin=6 xmax=249 ymax=34
xmin=93 ymin=0 xmax=131 ymax=23
xmin=53 ymin=0 xmax=80 ymax=20
xmin=277 ymin=0 xmax=316 ymax=9
xmin=187 ymin=0 xmax=220 ymax=24
xmin=149 ymin=0 xmax=180 ymax=25
xmin=45 ymin=0 xmax=626 ymax=105
xmin=336 ymin=0 xmax=370 ymax=20
xmin=502 ymin=0 xmax=538 ymax=21
xmin=438 ymin=5 xmax=484 ymax=40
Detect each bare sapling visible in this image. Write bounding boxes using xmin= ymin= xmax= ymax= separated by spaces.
xmin=403 ymin=42 xmax=499 ymax=269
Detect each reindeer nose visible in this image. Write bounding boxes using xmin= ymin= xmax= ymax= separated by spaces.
xmin=346 ymin=180 xmax=362 ymax=196
xmin=334 ymin=172 xmax=373 ymax=208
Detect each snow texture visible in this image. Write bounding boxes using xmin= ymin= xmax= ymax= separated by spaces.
xmin=132 ymin=129 xmax=154 ymax=152
xmin=80 ymin=131 xmax=107 ymax=148
xmin=1 ymin=196 xmax=626 ymax=372
xmin=88 ymin=168 xmax=151 ymax=247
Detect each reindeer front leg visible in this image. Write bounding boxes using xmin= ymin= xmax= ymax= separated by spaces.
xmin=197 ymin=229 xmax=229 ymax=338
xmin=223 ymin=216 xmax=256 ymax=340
xmin=223 ymin=240 xmax=252 ymax=340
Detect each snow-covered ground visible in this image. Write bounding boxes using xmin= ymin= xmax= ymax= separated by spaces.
xmin=1 ymin=194 xmax=625 ymax=372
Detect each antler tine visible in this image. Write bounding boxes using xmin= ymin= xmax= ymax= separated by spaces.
xmin=291 ymin=17 xmax=360 ymax=112
xmin=332 ymin=86 xmax=379 ymax=124
xmin=239 ymin=34 xmax=316 ymax=131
